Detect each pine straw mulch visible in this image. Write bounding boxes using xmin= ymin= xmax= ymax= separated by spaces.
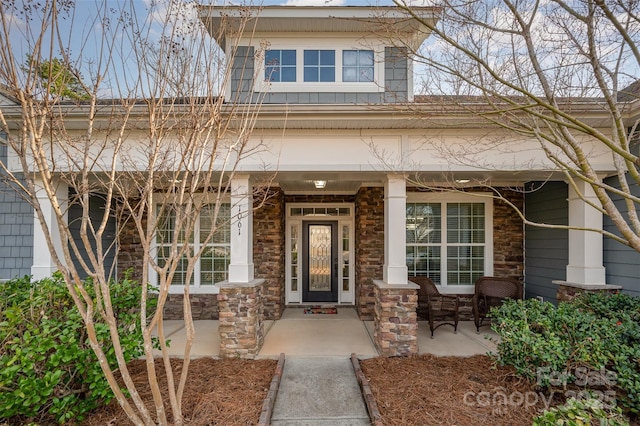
xmin=360 ymin=354 xmax=550 ymax=426
xmin=82 ymin=358 xmax=277 ymax=426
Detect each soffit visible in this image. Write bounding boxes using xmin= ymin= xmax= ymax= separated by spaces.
xmin=199 ymin=6 xmax=440 ymax=49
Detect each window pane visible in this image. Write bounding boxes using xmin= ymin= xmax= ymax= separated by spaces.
xmin=265 ymin=50 xmax=280 ymax=65
xmin=265 ymin=50 xmax=296 ymax=82
xmin=342 ymin=50 xmax=374 ymax=82
xmin=304 ymin=67 xmax=319 ymax=82
xmin=281 ymin=67 xmax=296 ymax=82
xmin=343 ymin=67 xmax=357 ymax=82
xmin=304 ymin=50 xmax=318 ymax=65
xmin=406 ymin=245 xmax=441 ymax=282
xmin=359 ymin=50 xmax=374 ymax=66
xmin=320 ymin=50 xmax=335 ymax=65
xmin=160 ymin=254 xmax=193 ymax=286
xmin=447 ymin=246 xmax=484 ymax=285
xmin=281 ymin=50 xmax=296 ymax=65
xmin=447 ymin=202 xmax=484 ymax=244
xmin=407 ymin=200 xmax=487 ymax=287
xmin=360 ymin=67 xmax=374 ymax=82
xmin=320 ymin=67 xmax=334 ymax=82
xmin=200 ymin=246 xmax=230 ymax=285
xmin=343 ymin=50 xmax=357 ymax=66
xmin=304 ymin=50 xmax=335 ymax=82
xmin=265 ymin=66 xmax=278 ymax=82
xmin=406 ymin=203 xmax=440 ymax=244
xmin=156 ymin=208 xmax=175 ymax=244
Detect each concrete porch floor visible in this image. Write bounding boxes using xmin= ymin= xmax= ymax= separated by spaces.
xmin=154 ymin=306 xmax=499 ymax=358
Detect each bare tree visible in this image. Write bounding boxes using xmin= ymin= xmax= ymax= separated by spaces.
xmin=0 ymin=0 xmax=269 ymax=424
xmin=379 ymin=0 xmax=640 ymax=250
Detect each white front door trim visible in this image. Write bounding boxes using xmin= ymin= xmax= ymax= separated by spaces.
xmin=285 ymin=203 xmax=355 ymax=304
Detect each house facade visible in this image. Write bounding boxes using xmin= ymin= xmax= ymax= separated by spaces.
xmin=1 ymin=6 xmax=638 ymax=358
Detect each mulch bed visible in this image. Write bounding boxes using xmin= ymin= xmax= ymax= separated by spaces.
xmin=360 ymin=354 xmax=550 ymax=426
xmin=82 ymin=358 xmax=277 ymax=426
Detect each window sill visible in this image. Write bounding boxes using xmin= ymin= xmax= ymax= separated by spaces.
xmin=436 ymin=285 xmax=475 ymax=295
xmin=167 ymin=286 xmax=220 ymax=295
xmin=257 ymin=81 xmax=383 ymax=93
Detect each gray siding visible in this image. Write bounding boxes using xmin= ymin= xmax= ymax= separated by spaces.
xmin=68 ymin=193 xmax=117 ymax=280
xmin=0 ymin=143 xmax=33 ymax=280
xmin=603 ymin=176 xmax=640 ymax=297
xmin=524 ymin=181 xmax=568 ymax=304
xmin=230 ymin=46 xmax=409 ymax=104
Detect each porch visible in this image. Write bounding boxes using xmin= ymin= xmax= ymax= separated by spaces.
xmin=155 ymin=307 xmax=498 ymax=358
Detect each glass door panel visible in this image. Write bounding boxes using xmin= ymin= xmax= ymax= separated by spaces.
xmin=302 ymin=221 xmax=338 ymax=302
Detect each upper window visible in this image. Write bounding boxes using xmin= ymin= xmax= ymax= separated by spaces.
xmin=156 ymin=203 xmax=231 ymax=290
xmin=303 ymin=50 xmax=335 ymax=82
xmin=342 ymin=50 xmax=374 ymax=82
xmin=253 ymin=43 xmax=384 ymax=93
xmin=265 ymin=50 xmax=296 ymax=82
xmin=406 ymin=196 xmax=492 ymax=289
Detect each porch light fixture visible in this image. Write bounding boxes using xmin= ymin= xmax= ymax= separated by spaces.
xmin=314 ymin=180 xmax=327 ymax=189
xmin=455 ymin=179 xmax=471 ymax=184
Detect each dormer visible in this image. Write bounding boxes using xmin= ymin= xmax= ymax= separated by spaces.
xmin=199 ymin=6 xmax=440 ymax=104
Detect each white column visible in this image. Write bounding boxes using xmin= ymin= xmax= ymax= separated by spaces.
xmin=228 ymin=175 xmax=254 ymax=283
xmin=566 ymin=180 xmax=606 ymax=285
xmin=31 ymin=179 xmax=67 ymax=279
xmin=383 ymin=174 xmax=408 ymax=284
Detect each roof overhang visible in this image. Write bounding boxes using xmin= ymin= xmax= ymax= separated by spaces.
xmin=198 ymin=5 xmax=441 ymax=50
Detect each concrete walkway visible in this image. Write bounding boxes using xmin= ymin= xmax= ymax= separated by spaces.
xmin=258 ymin=306 xmax=378 ymax=358
xmin=270 ymin=357 xmax=370 ymax=426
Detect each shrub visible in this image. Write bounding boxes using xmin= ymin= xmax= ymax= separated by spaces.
xmin=533 ymin=397 xmax=629 ymax=426
xmin=491 ymin=293 xmax=640 ymax=416
xmin=0 ymin=272 xmax=155 ymax=424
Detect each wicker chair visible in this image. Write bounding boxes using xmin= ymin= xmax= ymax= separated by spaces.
xmin=472 ymin=276 xmax=523 ymax=332
xmin=409 ymin=276 xmax=459 ymax=338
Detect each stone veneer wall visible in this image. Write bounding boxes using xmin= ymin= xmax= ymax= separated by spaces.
xmin=493 ymin=189 xmax=525 ymax=281
xmin=163 ymin=294 xmax=219 ymax=320
xmin=355 ymin=187 xmax=385 ymax=320
xmin=254 ymin=189 xmax=286 ymax=320
xmin=218 ymin=282 xmax=264 ymax=358
xmin=556 ymin=284 xmax=621 ymax=303
xmin=373 ymin=283 xmax=418 ymax=356
xmin=117 ymin=204 xmax=145 ymax=283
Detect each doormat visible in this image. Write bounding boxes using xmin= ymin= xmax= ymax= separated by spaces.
xmin=303 ymin=306 xmax=338 ymax=315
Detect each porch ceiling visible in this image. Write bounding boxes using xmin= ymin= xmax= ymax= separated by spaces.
xmin=272 ymin=170 xmax=573 ymax=194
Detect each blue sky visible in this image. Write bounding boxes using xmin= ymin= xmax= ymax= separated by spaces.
xmin=6 ymin=0 xmax=416 ymax=97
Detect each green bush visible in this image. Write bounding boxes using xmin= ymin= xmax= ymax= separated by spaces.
xmin=491 ymin=293 xmax=640 ymax=416
xmin=533 ymin=397 xmax=629 ymax=426
xmin=0 ymin=272 xmax=156 ymax=424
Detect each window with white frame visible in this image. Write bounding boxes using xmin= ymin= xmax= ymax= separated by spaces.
xmin=303 ymin=50 xmax=335 ymax=82
xmin=342 ymin=50 xmax=374 ymax=82
xmin=265 ymin=49 xmax=296 ymax=82
xmin=406 ymin=195 xmax=492 ymax=289
xmin=253 ymin=40 xmax=384 ymax=93
xmin=155 ymin=203 xmax=231 ymax=290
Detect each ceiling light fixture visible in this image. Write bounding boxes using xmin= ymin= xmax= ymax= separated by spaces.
xmin=314 ymin=180 xmax=327 ymax=189
xmin=455 ymin=179 xmax=471 ymax=184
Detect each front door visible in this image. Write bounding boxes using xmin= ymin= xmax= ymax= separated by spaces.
xmin=302 ymin=221 xmax=338 ymax=302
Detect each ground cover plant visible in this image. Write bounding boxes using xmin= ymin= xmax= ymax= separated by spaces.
xmin=0 ymin=273 xmax=156 ymax=424
xmin=491 ymin=293 xmax=640 ymax=423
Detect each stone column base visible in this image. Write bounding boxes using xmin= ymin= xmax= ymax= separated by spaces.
xmin=217 ymin=279 xmax=265 ymax=359
xmin=552 ymin=280 xmax=622 ymax=303
xmin=373 ymin=280 xmax=419 ymax=357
